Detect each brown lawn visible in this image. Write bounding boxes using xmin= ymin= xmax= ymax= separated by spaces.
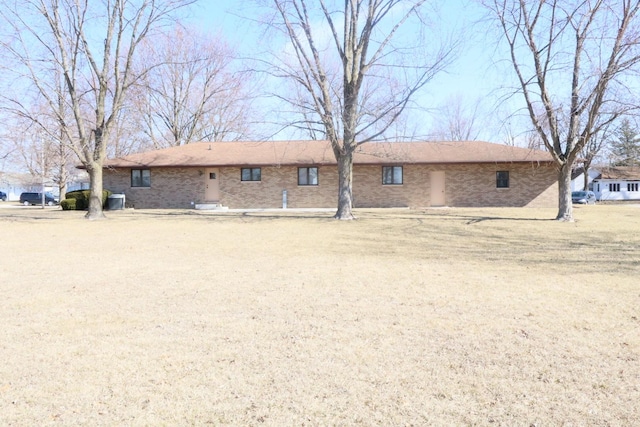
xmin=0 ymin=205 xmax=639 ymax=426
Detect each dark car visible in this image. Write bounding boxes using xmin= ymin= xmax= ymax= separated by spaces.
xmin=0 ymin=190 xmax=6 ymax=201
xmin=571 ymin=191 xmax=596 ymax=205
xmin=19 ymin=192 xmax=58 ymax=206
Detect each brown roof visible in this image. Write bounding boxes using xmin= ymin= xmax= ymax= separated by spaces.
xmin=103 ymin=140 xmax=554 ymax=169
xmin=594 ymin=166 xmax=640 ymax=180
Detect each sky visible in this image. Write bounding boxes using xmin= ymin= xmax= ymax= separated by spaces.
xmin=185 ymin=0 xmax=522 ymax=143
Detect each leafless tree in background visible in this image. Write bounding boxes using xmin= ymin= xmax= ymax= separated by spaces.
xmin=0 ymin=0 xmax=195 ymax=219
xmin=579 ymin=124 xmax=612 ymax=191
xmin=485 ymin=0 xmax=640 ymax=221
xmin=132 ymin=26 xmax=257 ymax=149
xmin=429 ymin=94 xmax=481 ymax=141
xmin=263 ymin=0 xmax=456 ymax=219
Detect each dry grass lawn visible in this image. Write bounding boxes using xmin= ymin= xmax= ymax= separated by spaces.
xmin=1 ymin=205 xmax=639 ymax=426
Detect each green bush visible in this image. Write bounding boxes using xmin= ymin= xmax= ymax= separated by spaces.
xmin=64 ymin=189 xmax=112 ymax=210
xmin=60 ymin=198 xmax=76 ymax=210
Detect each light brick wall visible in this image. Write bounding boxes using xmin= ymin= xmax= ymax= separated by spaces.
xmin=103 ymin=167 xmax=204 ymax=209
xmin=353 ymin=163 xmax=557 ymax=208
xmin=443 ymin=163 xmax=557 ymax=208
xmin=103 ymin=162 xmax=558 ymax=209
xmin=220 ymin=166 xmax=337 ymax=208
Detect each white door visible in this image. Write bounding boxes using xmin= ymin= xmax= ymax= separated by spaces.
xmin=430 ymin=171 xmax=446 ymax=206
xmin=205 ymin=168 xmax=220 ymax=202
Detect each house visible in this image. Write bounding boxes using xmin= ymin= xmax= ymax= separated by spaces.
xmin=571 ymin=166 xmax=601 ymax=192
xmin=101 ymin=140 xmax=558 ymax=209
xmin=592 ymin=166 xmax=640 ymax=201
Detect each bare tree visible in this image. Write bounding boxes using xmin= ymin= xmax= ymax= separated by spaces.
xmin=132 ymin=26 xmax=257 ymax=148
xmin=0 ymin=0 xmax=195 ymax=219
xmin=429 ymin=94 xmax=481 ymax=141
xmin=263 ymin=0 xmax=455 ymax=219
xmin=485 ymin=0 xmax=640 ymax=221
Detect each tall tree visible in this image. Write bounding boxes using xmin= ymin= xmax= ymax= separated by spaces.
xmin=485 ymin=0 xmax=640 ymax=221
xmin=265 ymin=0 xmax=455 ymax=219
xmin=0 ymin=0 xmax=195 ymax=219
xmin=611 ymin=118 xmax=640 ymax=166
xmin=132 ymin=26 xmax=257 ymax=148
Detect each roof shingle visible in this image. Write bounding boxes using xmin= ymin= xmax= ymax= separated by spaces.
xmin=103 ymin=140 xmax=554 ymax=168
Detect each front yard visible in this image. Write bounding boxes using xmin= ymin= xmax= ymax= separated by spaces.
xmin=1 ymin=206 xmax=638 ymax=425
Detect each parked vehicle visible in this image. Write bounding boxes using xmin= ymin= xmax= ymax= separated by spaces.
xmin=571 ymin=191 xmax=597 ymax=205
xmin=0 ymin=191 xmax=6 ymax=201
xmin=19 ymin=192 xmax=58 ymax=206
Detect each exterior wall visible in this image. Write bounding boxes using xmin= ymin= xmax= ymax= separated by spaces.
xmin=103 ymin=162 xmax=558 ymax=209
xmin=444 ymin=163 xmax=557 ymax=208
xmin=593 ymin=179 xmax=640 ymax=201
xmin=354 ymin=163 xmax=557 ymax=208
xmin=219 ymin=166 xmax=337 ymax=209
xmin=103 ymin=167 xmax=204 ymax=209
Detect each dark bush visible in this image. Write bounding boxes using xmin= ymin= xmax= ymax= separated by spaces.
xmin=60 ymin=198 xmax=77 ymax=210
xmin=64 ymin=189 xmax=112 ymax=210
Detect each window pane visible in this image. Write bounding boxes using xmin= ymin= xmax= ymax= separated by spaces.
xmin=253 ymin=168 xmax=261 ymax=181
xmin=383 ymin=167 xmax=392 ymax=184
xmin=496 ymin=171 xmax=509 ymax=188
xmin=141 ymin=170 xmax=151 ymax=187
xmin=309 ymin=167 xmax=318 ymax=185
xmin=298 ymin=168 xmax=307 ymax=185
xmin=393 ymin=167 xmax=403 ymax=184
xmin=131 ymin=170 xmax=141 ymax=187
xmin=241 ymin=168 xmax=251 ymax=181
xmin=383 ymin=166 xmax=402 ymax=184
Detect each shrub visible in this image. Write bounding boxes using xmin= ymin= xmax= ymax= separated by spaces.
xmin=60 ymin=198 xmax=76 ymax=210
xmin=64 ymin=189 xmax=112 ymax=210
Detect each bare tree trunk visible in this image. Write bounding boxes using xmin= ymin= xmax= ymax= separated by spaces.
xmin=583 ymin=162 xmax=591 ymax=191
xmin=335 ymin=153 xmax=354 ymax=220
xmin=86 ymin=164 xmax=106 ymax=220
xmin=557 ymin=164 xmax=573 ymax=222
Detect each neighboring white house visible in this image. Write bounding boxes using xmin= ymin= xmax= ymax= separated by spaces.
xmin=592 ymin=166 xmax=640 ymax=201
xmin=571 ymin=167 xmax=601 ymax=191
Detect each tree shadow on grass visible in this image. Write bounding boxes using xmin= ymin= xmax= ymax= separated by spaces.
xmin=462 ymin=215 xmax=555 ymax=225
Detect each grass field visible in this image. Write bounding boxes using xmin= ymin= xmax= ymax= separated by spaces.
xmin=1 ymin=205 xmax=639 ymax=426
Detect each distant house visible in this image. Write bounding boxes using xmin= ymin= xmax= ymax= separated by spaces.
xmin=592 ymin=166 xmax=640 ymax=201
xmin=101 ymin=140 xmax=558 ymax=210
xmin=571 ymin=166 xmax=601 ymax=192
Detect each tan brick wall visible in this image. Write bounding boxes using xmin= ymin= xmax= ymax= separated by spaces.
xmin=438 ymin=163 xmax=558 ymax=207
xmin=220 ymin=166 xmax=337 ymax=209
xmin=103 ymin=167 xmax=204 ymax=209
xmin=443 ymin=163 xmax=558 ymax=208
xmin=354 ymin=163 xmax=557 ymax=208
xmin=103 ymin=162 xmax=558 ymax=209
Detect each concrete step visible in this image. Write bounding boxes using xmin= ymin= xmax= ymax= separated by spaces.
xmin=194 ymin=203 xmax=229 ymax=211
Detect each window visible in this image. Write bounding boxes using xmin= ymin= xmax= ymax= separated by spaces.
xmin=382 ymin=166 xmax=403 ymax=185
xmin=609 ymin=183 xmax=620 ymax=192
xmin=298 ymin=167 xmax=318 ymax=186
xmin=241 ymin=168 xmax=261 ymax=181
xmin=131 ymin=169 xmax=150 ymax=187
xmin=628 ymin=182 xmax=639 ymax=192
xmin=496 ymin=171 xmax=510 ymax=188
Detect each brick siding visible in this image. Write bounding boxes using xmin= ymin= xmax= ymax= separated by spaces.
xmin=103 ymin=162 xmax=558 ymax=209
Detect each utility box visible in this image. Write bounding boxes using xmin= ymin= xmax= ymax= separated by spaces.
xmin=107 ymin=193 xmax=126 ymax=210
